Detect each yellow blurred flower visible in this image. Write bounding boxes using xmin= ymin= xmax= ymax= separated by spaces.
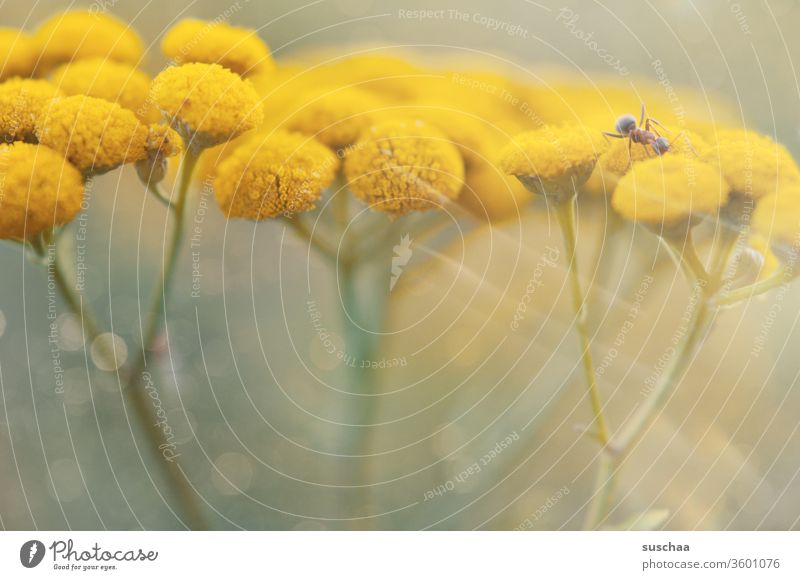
xmin=0 ymin=142 xmax=84 ymax=240
xmin=33 ymin=10 xmax=144 ymax=73
xmin=344 ymin=118 xmax=465 ymax=217
xmin=161 ymin=19 xmax=275 ymax=77
xmin=0 ymin=28 xmax=37 ymax=81
xmin=460 ymin=161 xmax=533 ymax=222
xmin=499 ymin=124 xmax=604 ymax=200
xmin=50 ymin=58 xmax=158 ymax=122
xmin=286 ymin=87 xmax=385 ymax=148
xmin=215 ymin=130 xmax=338 ymax=220
xmin=35 ymin=95 xmax=149 ymax=175
xmin=612 ymin=156 xmax=730 ymax=230
xmin=150 ymin=63 xmax=264 ymax=150
xmin=0 ymin=78 xmax=64 ymax=143
xmin=702 ymin=130 xmax=800 ymax=200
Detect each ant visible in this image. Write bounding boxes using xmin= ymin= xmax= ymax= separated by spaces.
xmin=603 ymin=103 xmax=692 ymax=166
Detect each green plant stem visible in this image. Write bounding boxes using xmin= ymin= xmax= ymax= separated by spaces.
xmin=554 ymin=197 xmax=610 ymax=446
xmin=123 ymin=150 xmax=208 ymax=530
xmin=715 ymin=267 xmax=790 ymax=306
xmin=584 ymin=233 xmax=714 ymax=529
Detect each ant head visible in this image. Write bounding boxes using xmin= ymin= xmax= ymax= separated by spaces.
xmin=653 ymin=136 xmax=670 ymax=155
xmin=615 ymin=114 xmax=637 ymax=134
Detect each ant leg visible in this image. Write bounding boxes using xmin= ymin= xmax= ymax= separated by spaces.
xmin=639 ymin=103 xmax=646 ymax=127
xmin=627 ymin=137 xmax=634 ymax=168
xmin=602 ymin=132 xmax=625 ymax=138
xmin=649 ymin=117 xmax=669 ymax=133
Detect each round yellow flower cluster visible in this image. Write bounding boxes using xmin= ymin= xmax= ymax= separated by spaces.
xmin=0 ymin=142 xmax=84 ymax=240
xmin=149 ymin=62 xmax=264 ymax=150
xmin=215 ymin=131 xmax=338 ymax=220
xmin=612 ymin=156 xmax=730 ymax=232
xmin=344 ymin=119 xmax=465 ymax=217
xmin=499 ymin=124 xmax=605 ymax=201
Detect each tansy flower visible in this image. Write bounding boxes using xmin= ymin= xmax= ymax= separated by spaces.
xmin=702 ymin=131 xmax=800 ymax=200
xmin=214 ymin=130 xmax=338 ymax=220
xmin=0 ymin=28 xmax=37 ymax=81
xmin=286 ymin=87 xmax=386 ymax=149
xmin=50 ymin=58 xmax=158 ymax=122
xmin=35 ymin=95 xmax=149 ymax=175
xmin=599 ymin=129 xmax=708 ymax=185
xmin=135 ymin=124 xmax=183 ymax=184
xmin=301 ymin=54 xmax=423 ymax=99
xmin=161 ymin=19 xmax=275 ymax=77
xmin=498 ymin=124 xmax=605 ymax=201
xmin=0 ymin=78 xmax=64 ymax=143
xmin=344 ymin=118 xmax=465 ymax=217
xmin=460 ymin=161 xmax=532 ymax=222
xmin=33 ymin=11 xmax=144 ymax=73
xmin=612 ymin=156 xmax=730 ymax=232
xmin=411 ymin=107 xmax=501 ymax=168
xmin=150 ymin=63 xmax=264 ymax=150
xmin=0 ymin=142 xmax=84 ymax=240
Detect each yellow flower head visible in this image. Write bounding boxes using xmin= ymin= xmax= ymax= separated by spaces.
xmin=35 ymin=95 xmax=149 ymax=175
xmin=460 ymin=161 xmax=533 ymax=222
xmin=612 ymin=156 xmax=730 ymax=230
xmin=50 ymin=58 xmax=158 ymax=122
xmin=412 ymin=107 xmax=500 ymax=168
xmin=499 ymin=124 xmax=605 ymax=200
xmin=286 ymin=87 xmax=385 ymax=149
xmin=0 ymin=142 xmax=84 ymax=240
xmin=215 ymin=131 xmax=337 ymax=220
xmin=0 ymin=28 xmax=37 ymax=81
xmin=702 ymin=131 xmax=800 ymax=200
xmin=161 ymin=19 xmax=275 ymax=77
xmin=0 ymin=78 xmax=64 ymax=143
xmin=135 ymin=124 xmax=183 ymax=184
xmin=600 ymin=129 xmax=708 ymax=181
xmin=344 ymin=118 xmax=465 ymax=217
xmin=150 ymin=63 xmax=264 ymax=150
xmin=34 ymin=11 xmax=144 ymax=73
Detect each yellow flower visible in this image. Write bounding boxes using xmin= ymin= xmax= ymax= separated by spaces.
xmin=702 ymin=131 xmax=800 ymax=200
xmin=612 ymin=156 xmax=730 ymax=230
xmin=50 ymin=58 xmax=158 ymax=122
xmin=600 ymin=129 xmax=708 ymax=183
xmin=35 ymin=95 xmax=149 ymax=175
xmin=33 ymin=11 xmax=144 ymax=73
xmin=161 ymin=19 xmax=275 ymax=77
xmin=150 ymin=63 xmax=264 ymax=150
xmin=215 ymin=131 xmax=338 ymax=220
xmin=0 ymin=78 xmax=64 ymax=143
xmin=0 ymin=28 xmax=37 ymax=81
xmin=286 ymin=87 xmax=386 ymax=148
xmin=344 ymin=118 xmax=465 ymax=217
xmin=411 ymin=107 xmax=501 ymax=168
xmin=499 ymin=124 xmax=605 ymax=200
xmin=460 ymin=161 xmax=532 ymax=222
xmin=135 ymin=125 xmax=183 ymax=184
xmin=0 ymin=142 xmax=84 ymax=240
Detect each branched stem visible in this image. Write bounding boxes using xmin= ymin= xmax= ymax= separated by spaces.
xmin=554 ymin=197 xmax=610 ymax=447
xmin=123 ymin=149 xmax=208 ymax=530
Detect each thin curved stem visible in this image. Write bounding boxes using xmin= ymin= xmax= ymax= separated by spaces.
xmin=553 ymin=197 xmax=610 ymax=446
xmin=715 ymin=266 xmax=790 ymax=306
xmin=123 ymin=149 xmax=208 ymax=530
